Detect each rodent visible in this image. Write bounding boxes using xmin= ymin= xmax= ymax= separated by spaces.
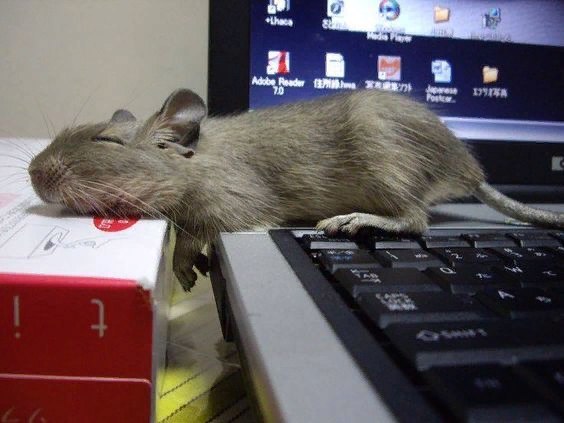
xmin=27 ymin=88 xmax=564 ymax=290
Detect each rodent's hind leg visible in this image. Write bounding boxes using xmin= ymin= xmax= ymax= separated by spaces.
xmin=316 ymin=212 xmax=428 ymax=236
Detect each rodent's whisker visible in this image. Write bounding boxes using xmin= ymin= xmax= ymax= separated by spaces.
xmin=70 ymin=185 xmax=106 ymax=216
xmin=0 ymin=165 xmax=28 ymax=171
xmin=0 ymin=153 xmax=31 ymax=165
xmin=80 ymin=180 xmax=198 ymax=241
xmin=70 ymin=84 xmax=101 ymax=129
xmin=76 ymin=180 xmax=164 ymax=220
xmin=64 ymin=187 xmax=86 ymax=214
xmin=1 ymin=175 xmax=29 ymax=187
xmin=36 ymin=101 xmax=54 ymax=140
xmin=0 ymin=140 xmax=36 ymax=161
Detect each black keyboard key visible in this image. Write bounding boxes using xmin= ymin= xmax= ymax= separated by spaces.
xmin=430 ymin=248 xmax=502 ymax=267
xmin=318 ymin=249 xmax=378 ymax=273
xmin=551 ymin=245 xmax=564 ymax=258
xmin=426 ymin=265 xmax=514 ymax=294
xmin=463 ymin=233 xmax=517 ymax=248
xmin=489 ymin=247 xmax=556 ymax=264
xmin=476 ymin=287 xmax=564 ymax=319
xmin=302 ymin=234 xmax=358 ymax=250
xmin=334 ymin=267 xmax=440 ymax=298
xmin=423 ymin=365 xmax=560 ymax=422
xmin=369 ymin=235 xmax=421 ymax=249
xmin=507 ymin=232 xmax=562 ymax=248
xmin=373 ymin=249 xmax=443 ymax=270
xmin=420 ymin=236 xmax=470 ymax=248
xmin=384 ymin=320 xmax=564 ymax=371
xmin=494 ymin=263 xmax=564 ymax=289
xmin=550 ymin=232 xmax=564 ymax=244
xmin=357 ymin=291 xmax=491 ymax=328
xmin=517 ymin=360 xmax=564 ymax=414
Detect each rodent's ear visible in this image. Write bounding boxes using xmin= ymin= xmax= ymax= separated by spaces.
xmin=110 ymin=109 xmax=136 ymax=123
xmin=158 ymin=89 xmax=207 ymax=148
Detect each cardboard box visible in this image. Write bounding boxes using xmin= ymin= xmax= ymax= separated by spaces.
xmin=0 ymin=139 xmax=173 ymax=422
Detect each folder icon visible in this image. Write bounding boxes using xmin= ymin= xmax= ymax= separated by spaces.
xmin=482 ymin=66 xmax=499 ymax=84
xmin=434 ymin=6 xmax=450 ymax=23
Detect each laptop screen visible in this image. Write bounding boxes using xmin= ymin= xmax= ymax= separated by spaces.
xmin=208 ymin=0 xmax=564 ymax=192
xmin=249 ymin=0 xmax=563 ymax=143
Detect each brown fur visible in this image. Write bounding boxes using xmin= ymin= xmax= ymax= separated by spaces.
xmin=27 ymin=89 xmax=532 ymax=289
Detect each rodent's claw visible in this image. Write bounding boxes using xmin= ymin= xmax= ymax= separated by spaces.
xmin=194 ymin=252 xmax=209 ymax=276
xmin=316 ymin=214 xmax=361 ymax=236
xmin=175 ymin=266 xmax=197 ymax=292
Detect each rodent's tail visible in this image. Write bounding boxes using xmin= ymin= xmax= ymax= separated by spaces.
xmin=474 ymin=182 xmax=564 ymax=228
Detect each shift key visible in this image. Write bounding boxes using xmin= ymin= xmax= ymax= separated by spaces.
xmin=384 ymin=320 xmax=564 ymax=371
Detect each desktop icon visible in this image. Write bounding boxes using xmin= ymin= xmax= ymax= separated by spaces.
xmin=379 ymin=0 xmax=401 ymax=21
xmin=431 ymin=60 xmax=451 ymax=83
xmin=433 ymin=6 xmax=450 ymax=23
xmin=328 ymin=0 xmax=345 ymax=17
xmin=268 ymin=0 xmax=290 ymax=14
xmin=326 ymin=53 xmax=345 ymax=78
xmin=378 ymin=56 xmax=401 ymax=81
xmin=482 ymin=7 xmax=501 ymax=29
xmin=267 ymin=51 xmax=290 ymax=75
xmin=482 ymin=66 xmax=498 ymax=84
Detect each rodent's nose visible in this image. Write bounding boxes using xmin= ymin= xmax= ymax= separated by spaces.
xmin=29 ymin=168 xmax=45 ymax=186
xmin=29 ymin=167 xmax=57 ymax=203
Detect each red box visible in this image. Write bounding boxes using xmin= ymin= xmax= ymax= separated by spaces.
xmin=0 ymin=139 xmax=173 ymax=422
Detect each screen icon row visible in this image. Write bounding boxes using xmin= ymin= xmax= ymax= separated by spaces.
xmin=265 ymin=51 xmax=499 ymax=84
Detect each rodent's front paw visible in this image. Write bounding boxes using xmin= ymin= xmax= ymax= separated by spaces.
xmin=174 ymin=265 xmax=198 ymax=291
xmin=194 ymin=252 xmax=209 ymax=276
xmin=316 ymin=214 xmax=362 ymax=236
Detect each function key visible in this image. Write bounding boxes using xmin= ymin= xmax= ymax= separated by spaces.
xmin=462 ymin=233 xmax=517 ymax=248
xmin=302 ymin=233 xmax=358 ymax=250
xmin=431 ymin=247 xmax=502 ymax=267
xmin=373 ymin=249 xmax=443 ymax=270
xmin=551 ymin=245 xmax=564 ymax=258
xmin=420 ymin=236 xmax=470 ymax=249
xmin=368 ymin=235 xmax=421 ymax=249
xmin=550 ymin=232 xmax=564 ymax=244
xmin=318 ymin=249 xmax=378 ymax=273
xmin=507 ymin=231 xmax=561 ymax=248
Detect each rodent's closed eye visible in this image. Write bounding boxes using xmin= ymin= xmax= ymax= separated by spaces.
xmin=91 ymin=136 xmax=124 ymax=145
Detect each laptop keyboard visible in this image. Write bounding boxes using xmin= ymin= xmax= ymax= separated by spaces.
xmin=280 ymin=229 xmax=564 ymax=421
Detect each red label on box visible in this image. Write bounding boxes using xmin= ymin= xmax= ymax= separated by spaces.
xmin=0 ymin=374 xmax=151 ymax=423
xmin=93 ymin=217 xmax=139 ymax=232
xmin=0 ymin=273 xmax=153 ymax=379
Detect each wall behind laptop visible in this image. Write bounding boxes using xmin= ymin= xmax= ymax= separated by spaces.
xmin=0 ymin=0 xmax=208 ymax=138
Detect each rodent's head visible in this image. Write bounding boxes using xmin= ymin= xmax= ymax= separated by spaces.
xmin=28 ymin=88 xmax=207 ymax=218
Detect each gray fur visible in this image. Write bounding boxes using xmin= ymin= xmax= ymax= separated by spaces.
xmin=27 ymin=89 xmax=563 ymax=290
xmin=474 ymin=182 xmax=564 ymax=227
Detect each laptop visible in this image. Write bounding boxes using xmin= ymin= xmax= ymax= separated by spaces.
xmin=207 ymin=1 xmax=564 ymax=421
